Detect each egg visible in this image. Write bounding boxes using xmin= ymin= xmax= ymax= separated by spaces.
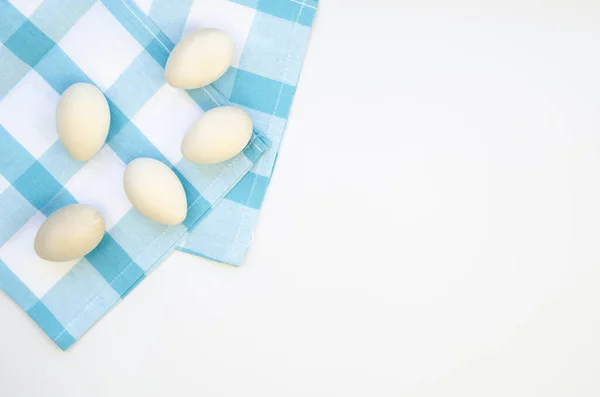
xmin=182 ymin=106 xmax=253 ymax=164
xmin=34 ymin=204 xmax=105 ymax=262
xmin=56 ymin=83 xmax=110 ymax=161
xmin=123 ymin=158 xmax=188 ymax=225
xmin=165 ymin=28 xmax=234 ymax=89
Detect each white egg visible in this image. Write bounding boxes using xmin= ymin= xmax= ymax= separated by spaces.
xmin=34 ymin=204 xmax=105 ymax=262
xmin=123 ymin=158 xmax=188 ymax=225
xmin=182 ymin=106 xmax=253 ymax=164
xmin=165 ymin=28 xmax=234 ymax=89
xmin=56 ymin=83 xmax=110 ymax=161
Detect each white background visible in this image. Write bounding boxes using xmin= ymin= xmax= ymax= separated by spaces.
xmin=2 ymin=0 xmax=600 ymax=395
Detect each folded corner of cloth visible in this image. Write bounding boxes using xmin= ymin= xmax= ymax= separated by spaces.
xmin=0 ymin=0 xmax=317 ymax=350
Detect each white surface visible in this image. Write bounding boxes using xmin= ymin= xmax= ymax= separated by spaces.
xmin=2 ymin=1 xmax=600 ymax=395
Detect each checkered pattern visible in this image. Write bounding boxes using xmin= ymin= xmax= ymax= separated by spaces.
xmin=0 ymin=0 xmax=271 ymax=350
xmin=140 ymin=0 xmax=318 ymax=265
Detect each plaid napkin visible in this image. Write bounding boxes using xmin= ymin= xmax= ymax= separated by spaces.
xmin=139 ymin=0 xmax=319 ymax=265
xmin=0 ymin=0 xmax=269 ymax=349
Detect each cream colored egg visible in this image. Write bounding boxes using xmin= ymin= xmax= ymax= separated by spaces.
xmin=165 ymin=28 xmax=234 ymax=89
xmin=56 ymin=83 xmax=110 ymax=161
xmin=182 ymin=106 xmax=253 ymax=164
xmin=123 ymin=158 xmax=188 ymax=225
xmin=34 ymin=204 xmax=105 ymax=262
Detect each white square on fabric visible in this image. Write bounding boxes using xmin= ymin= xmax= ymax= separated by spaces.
xmin=58 ymin=2 xmax=144 ymax=91
xmin=0 ymin=70 xmax=59 ymax=159
xmin=11 ymin=0 xmax=44 ymax=17
xmin=65 ymin=146 xmax=131 ymax=230
xmin=132 ymin=84 xmax=201 ymax=164
xmin=0 ymin=212 xmax=77 ymax=297
xmin=183 ymin=0 xmax=256 ymax=68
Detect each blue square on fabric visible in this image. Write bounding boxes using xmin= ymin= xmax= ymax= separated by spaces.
xmin=0 ymin=187 xmax=37 ymax=247
xmin=298 ymin=6 xmax=317 ymax=27
xmin=183 ymin=194 xmax=217 ymax=230
xmin=38 ymin=141 xmax=85 ymax=185
xmin=274 ymin=83 xmax=296 ymax=118
xmin=4 ymin=20 xmax=55 ymax=67
xmin=240 ymin=110 xmax=285 ymax=177
xmin=118 ymin=272 xmax=145 ymax=298
xmin=174 ymin=143 xmax=259 ymax=205
xmin=54 ymin=327 xmax=77 ymax=350
xmin=243 ymin=135 xmax=268 ymax=163
xmin=108 ymin=122 xmax=169 ymax=165
xmin=29 ymin=0 xmax=97 ymax=42
xmin=106 ymin=51 xmax=164 ymax=119
xmin=257 ymin=0 xmax=301 ymax=22
xmin=230 ymin=69 xmax=286 ymax=116
xmin=85 ymin=233 xmax=145 ymax=297
xmin=27 ymin=301 xmax=76 ymax=348
xmin=13 ymin=162 xmax=62 ymax=210
xmin=106 ymin=99 xmax=130 ymax=141
xmin=181 ymin=199 xmax=260 ymax=266
xmin=240 ymin=12 xmax=311 ymax=86
xmin=35 ymin=46 xmax=91 ymax=94
xmin=225 ymin=171 xmax=269 ymax=209
xmin=175 ymin=159 xmax=234 ymax=197
xmin=0 ymin=259 xmax=38 ymax=311
xmin=0 ymin=1 xmax=27 ymax=43
xmin=0 ymin=125 xmax=36 ymax=182
xmin=0 ymin=45 xmax=30 ymax=99
xmin=172 ymin=168 xmax=200 ymax=204
xmin=170 ymin=167 xmax=211 ymax=230
xmin=211 ymin=67 xmax=238 ymax=100
xmin=145 ymin=38 xmax=170 ymax=68
xmin=147 ymin=0 xmax=192 ymax=43
xmin=41 ymin=258 xmax=120 ymax=339
xmin=186 ymin=88 xmax=221 ymax=110
xmin=39 ymin=188 xmax=77 ymax=217
xmin=110 ymin=210 xmax=183 ymax=272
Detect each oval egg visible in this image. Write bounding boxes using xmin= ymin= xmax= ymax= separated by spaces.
xmin=34 ymin=204 xmax=105 ymax=262
xmin=123 ymin=158 xmax=188 ymax=225
xmin=56 ymin=83 xmax=110 ymax=161
xmin=182 ymin=106 xmax=253 ymax=164
xmin=165 ymin=28 xmax=234 ymax=89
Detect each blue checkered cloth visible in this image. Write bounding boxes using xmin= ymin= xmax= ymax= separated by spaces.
xmin=138 ymin=0 xmax=319 ymax=265
xmin=0 ymin=0 xmax=273 ymax=349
